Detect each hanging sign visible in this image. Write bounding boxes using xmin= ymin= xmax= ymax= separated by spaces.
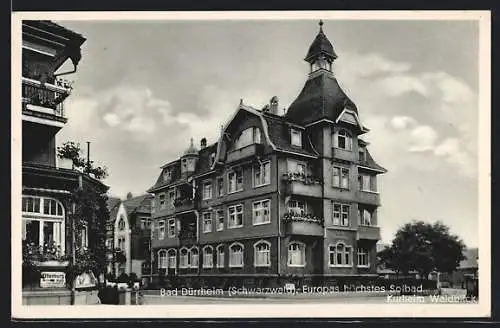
xmin=40 ymin=271 xmax=66 ymax=288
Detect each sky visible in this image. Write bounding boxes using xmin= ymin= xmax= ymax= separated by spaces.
xmin=54 ymin=18 xmax=480 ymax=248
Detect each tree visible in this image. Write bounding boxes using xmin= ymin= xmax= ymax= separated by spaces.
xmin=378 ymin=220 xmax=466 ymax=279
xmin=57 ymin=141 xmax=109 ymax=180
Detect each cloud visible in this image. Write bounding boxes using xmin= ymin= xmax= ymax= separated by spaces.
xmin=390 ymin=116 xmax=417 ymax=130
xmin=408 ymin=125 xmax=439 ymax=152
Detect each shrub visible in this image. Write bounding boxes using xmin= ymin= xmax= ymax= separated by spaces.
xmin=117 ymin=273 xmax=130 ymax=283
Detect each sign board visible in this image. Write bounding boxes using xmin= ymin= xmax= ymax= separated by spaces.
xmin=40 ymin=271 xmax=66 ymax=288
xmin=74 ymin=271 xmax=98 ymax=289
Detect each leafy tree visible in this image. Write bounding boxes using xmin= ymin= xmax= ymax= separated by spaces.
xmin=57 ymin=141 xmax=108 ymax=180
xmin=378 ymin=220 xmax=466 ymax=279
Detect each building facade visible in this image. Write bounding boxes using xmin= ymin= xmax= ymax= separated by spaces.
xmin=21 ymin=21 xmax=108 ymax=293
xmin=147 ymin=22 xmax=386 ymax=288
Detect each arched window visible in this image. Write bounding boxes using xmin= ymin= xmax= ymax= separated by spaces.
xmin=179 ymin=248 xmax=189 ymax=268
xmin=118 ymin=216 xmax=126 ymax=231
xmin=334 ymin=129 xmax=353 ymax=150
xmin=190 ymin=247 xmax=199 ymax=268
xmin=254 ymin=241 xmax=271 ymax=267
xmin=158 ymin=249 xmax=167 ymax=269
xmin=287 ymin=241 xmax=306 ymax=267
xmin=216 ymin=244 xmax=225 ymax=268
xmin=22 ymin=195 xmax=65 ymax=253
xmin=167 ymin=249 xmax=177 ymax=269
xmin=234 ymin=127 xmax=262 ymax=150
xmin=328 ymin=243 xmax=353 ymax=267
xmin=202 ymin=245 xmax=214 ymax=268
xmin=229 ymin=242 xmax=244 ymax=268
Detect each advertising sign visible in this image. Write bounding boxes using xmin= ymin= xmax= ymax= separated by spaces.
xmin=74 ymin=271 xmax=98 ymax=289
xmin=40 ymin=271 xmax=66 ymax=288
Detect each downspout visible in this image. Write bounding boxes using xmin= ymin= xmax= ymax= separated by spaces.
xmin=71 ymin=174 xmax=83 ymax=305
xmin=277 ymin=155 xmax=281 ymax=279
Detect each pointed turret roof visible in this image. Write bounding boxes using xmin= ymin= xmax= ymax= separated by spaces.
xmin=182 ymin=138 xmax=198 ymax=156
xmin=305 ymin=20 xmax=337 ymax=63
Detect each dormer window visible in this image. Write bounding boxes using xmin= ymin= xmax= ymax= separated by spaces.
xmin=209 ymin=153 xmax=216 ymax=166
xmin=291 ymin=129 xmax=302 ymax=148
xmin=358 ymin=147 xmax=366 ymax=162
xmin=163 ymin=169 xmax=172 ymax=182
xmin=234 ymin=127 xmax=261 ymax=150
xmin=334 ymin=129 xmax=352 ymax=150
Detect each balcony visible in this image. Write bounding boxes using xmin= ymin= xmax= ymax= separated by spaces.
xmin=226 ymin=143 xmax=263 ymax=163
xmin=356 ymin=190 xmax=381 ymax=206
xmin=356 ymin=225 xmax=381 ymax=241
xmin=282 ymin=213 xmax=323 ymax=236
xmin=332 ymin=147 xmax=356 ymax=162
xmin=173 ymin=197 xmax=195 ymax=213
xmin=283 ymin=173 xmax=322 ymax=198
xmin=178 ymin=231 xmax=197 ymax=245
xmin=22 ymin=78 xmax=70 ymax=122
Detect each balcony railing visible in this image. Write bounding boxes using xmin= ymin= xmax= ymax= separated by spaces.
xmin=22 ymin=78 xmax=70 ymax=118
xmin=178 ymin=231 xmax=197 ymax=245
xmin=356 ymin=225 xmax=381 ymax=241
xmin=173 ymin=197 xmax=195 ymax=213
xmin=282 ymin=212 xmax=323 ymax=236
xmin=356 ymin=190 xmax=381 ymax=206
xmin=283 ymin=172 xmax=322 ymax=197
xmin=226 ymin=143 xmax=264 ymax=163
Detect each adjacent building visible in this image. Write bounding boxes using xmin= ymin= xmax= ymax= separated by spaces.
xmin=147 ymin=21 xmax=386 ymax=288
xmin=106 ymin=193 xmax=153 ymax=281
xmin=21 ymin=20 xmax=109 ymax=298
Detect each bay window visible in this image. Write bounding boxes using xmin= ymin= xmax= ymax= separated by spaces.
xmin=22 ymin=196 xmax=65 ymax=254
xmin=358 ymin=208 xmax=373 ymax=226
xmin=287 ymin=200 xmax=306 ymax=216
xmin=358 ymin=174 xmax=376 ymax=192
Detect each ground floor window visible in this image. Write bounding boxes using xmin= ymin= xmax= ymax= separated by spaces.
xmin=329 ymin=243 xmax=353 ymax=267
xmin=287 ymin=241 xmax=306 ymax=266
xmin=357 ymin=247 xmax=369 ymax=267
xmin=229 ymin=243 xmax=244 ymax=267
xmin=203 ymin=246 xmax=213 ymax=268
xmin=158 ymin=250 xmax=167 ymax=269
xmin=167 ymin=249 xmax=176 ymax=269
xmin=254 ymin=241 xmax=271 ymax=267
xmin=180 ymin=248 xmax=189 ymax=268
xmin=216 ymin=245 xmax=225 ymax=268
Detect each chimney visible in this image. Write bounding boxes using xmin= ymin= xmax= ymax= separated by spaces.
xmin=126 ymin=192 xmax=133 ymax=200
xmin=200 ymin=138 xmax=207 ymax=149
xmin=269 ymin=96 xmax=279 ymax=115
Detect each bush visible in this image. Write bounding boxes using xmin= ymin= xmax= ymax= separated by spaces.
xmin=117 ymin=273 xmax=130 ymax=283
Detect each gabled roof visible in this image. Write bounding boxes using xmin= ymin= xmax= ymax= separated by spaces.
xmin=123 ymin=194 xmax=153 ymax=216
xmin=285 ymin=72 xmax=358 ymax=126
xmin=263 ymin=113 xmax=318 ymax=157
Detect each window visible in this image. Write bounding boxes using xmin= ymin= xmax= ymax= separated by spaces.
xmin=202 ymin=181 xmax=212 ymax=200
xmin=217 ymin=177 xmax=224 ymax=197
xmin=209 ymin=153 xmax=216 ymax=167
xmin=234 ymin=127 xmax=262 ymax=149
xmin=22 ymin=196 xmax=66 ymax=253
xmin=253 ymin=200 xmax=270 ymax=225
xmin=229 ymin=243 xmax=244 ymax=267
xmin=329 ymin=243 xmax=353 ymax=266
xmin=167 ymin=249 xmax=176 ymax=269
xmin=288 ymin=242 xmax=306 ymax=266
xmin=203 ymin=246 xmax=214 ymax=268
xmin=254 ymin=161 xmax=271 ymax=187
xmin=357 ymin=248 xmax=369 ymax=267
xmin=358 ymin=208 xmax=373 ymax=226
xmin=228 ymin=169 xmax=243 ymax=193
xmin=203 ymin=212 xmax=213 ymax=233
xmin=167 ymin=218 xmax=176 ymax=237
xmin=159 ymin=193 xmax=166 ymax=210
xmin=216 ymin=245 xmax=225 ymax=268
xmin=333 ymin=167 xmax=349 ymax=189
xmin=254 ymin=241 xmax=271 ymax=267
xmin=228 ymin=204 xmax=244 ymax=228
xmin=118 ymin=216 xmax=126 ymax=231
xmin=287 ymin=200 xmax=306 ymax=216
xmin=168 ymin=189 xmax=176 ymax=207
xmin=358 ymin=174 xmax=375 ymax=192
xmin=333 ymin=203 xmax=350 ymax=226
xmin=291 ymin=129 xmax=302 ymax=147
xmin=334 ymin=129 xmax=352 ymax=150
xmin=81 ymin=224 xmax=88 ymax=248
xmin=358 ymin=147 xmax=366 ymax=162
xmin=163 ymin=169 xmax=172 ymax=182
xmin=158 ymin=220 xmax=166 ymax=240
xmin=141 ymin=219 xmax=152 ymax=230
xmin=216 ymin=210 xmax=224 ymax=231
xmin=180 ymin=248 xmax=189 ymax=268
xmin=158 ymin=250 xmax=167 ymax=269
xmin=190 ymin=247 xmax=199 ymax=268
xmin=117 ymin=237 xmax=125 ymax=250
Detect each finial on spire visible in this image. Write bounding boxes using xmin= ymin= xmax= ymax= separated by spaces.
xmin=319 ymin=19 xmax=324 ymax=32
xmin=190 ymin=137 xmax=194 ymax=146
xmin=240 ymin=98 xmax=243 ymax=105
